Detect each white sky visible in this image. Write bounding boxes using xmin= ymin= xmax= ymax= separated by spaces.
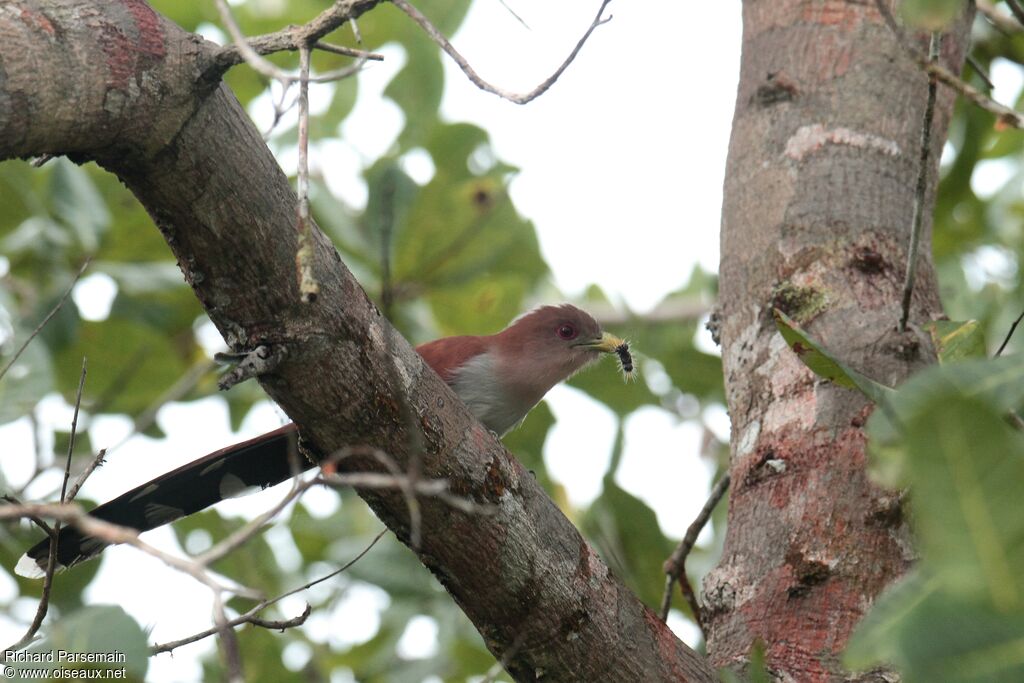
xmin=0 ymin=1 xmax=742 ymax=680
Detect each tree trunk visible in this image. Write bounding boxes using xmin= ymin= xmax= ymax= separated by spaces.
xmin=0 ymin=1 xmax=715 ymax=680
xmin=707 ymin=1 xmax=971 ymax=679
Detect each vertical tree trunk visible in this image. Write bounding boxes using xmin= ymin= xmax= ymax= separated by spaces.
xmin=707 ymin=2 xmax=971 ymax=679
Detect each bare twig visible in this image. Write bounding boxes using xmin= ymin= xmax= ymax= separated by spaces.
xmin=1006 ymin=0 xmax=1024 ymax=25
xmin=977 ymin=1 xmax=1023 ymax=34
xmin=7 ymin=360 xmax=87 ymax=653
xmin=496 ymin=0 xmax=531 ymax=31
xmin=212 ymin=0 xmax=374 ymax=85
xmin=1 ymin=495 xmax=53 ymax=537
xmin=899 ymin=32 xmax=941 ymax=332
xmin=208 ymin=0 xmax=383 ymax=80
xmin=64 ymin=448 xmax=107 ymax=504
xmin=390 ymin=0 xmax=613 ymax=105
xmin=0 ymin=503 xmax=261 ymax=598
xmin=0 ymin=260 xmax=89 ymax=382
xmin=212 ymin=589 xmax=245 ymax=683
xmin=660 ymin=473 xmax=730 ymax=636
xmin=313 ymin=41 xmax=383 ymax=60
xmin=996 ymin=310 xmax=1024 ymax=357
xmin=152 ymin=529 xmax=386 ymax=654
xmin=263 ymin=81 xmax=297 ymax=139
xmin=965 ymin=54 xmax=994 ymax=90
xmin=196 ymin=474 xmax=309 ymax=567
xmin=129 ymin=358 xmax=218 ymax=442
xmin=876 ymin=0 xmax=1024 ymax=129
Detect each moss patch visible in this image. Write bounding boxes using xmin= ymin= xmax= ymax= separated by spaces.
xmin=770 ymin=281 xmax=828 ymax=323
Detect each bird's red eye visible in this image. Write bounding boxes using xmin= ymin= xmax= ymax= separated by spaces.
xmin=557 ymin=324 xmax=577 ymax=340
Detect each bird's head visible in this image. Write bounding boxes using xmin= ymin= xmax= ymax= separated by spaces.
xmin=495 ymin=304 xmax=626 ymax=396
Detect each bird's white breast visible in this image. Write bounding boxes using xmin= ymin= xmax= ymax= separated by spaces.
xmin=449 ymin=352 xmax=533 ymax=436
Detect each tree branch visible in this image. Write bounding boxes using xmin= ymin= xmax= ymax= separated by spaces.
xmin=390 ymin=0 xmax=614 ymax=104
xmin=151 ymin=529 xmax=386 ymax=654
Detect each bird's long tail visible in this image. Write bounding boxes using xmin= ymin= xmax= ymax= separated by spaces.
xmin=16 ymin=424 xmax=311 ymax=578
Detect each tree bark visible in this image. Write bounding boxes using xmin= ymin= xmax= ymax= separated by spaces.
xmin=708 ymin=1 xmax=971 ymax=680
xmin=0 ymin=1 xmax=715 ymax=680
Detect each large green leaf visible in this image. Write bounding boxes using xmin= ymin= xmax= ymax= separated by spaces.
xmin=846 ymin=572 xmax=1024 ymax=682
xmin=16 ymin=604 xmax=149 ymax=679
xmin=901 ymin=394 xmax=1024 ymax=605
xmin=53 ymin=318 xmax=188 ymax=416
xmin=581 ymin=477 xmax=674 ymax=609
xmin=50 ymin=159 xmax=110 ymax=253
xmin=0 ymin=303 xmax=56 ymax=425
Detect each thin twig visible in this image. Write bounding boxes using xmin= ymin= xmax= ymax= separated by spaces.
xmin=313 ymin=41 xmax=383 ymax=60
xmin=64 ymin=449 xmax=107 ymax=505
xmin=0 ymin=503 xmax=261 ymax=598
xmin=899 ymin=32 xmax=941 ymax=332
xmin=390 ymin=0 xmax=613 ymax=104
xmin=876 ymin=0 xmax=1024 ymax=129
xmin=213 ymin=0 xmax=370 ymax=85
xmin=1006 ymin=0 xmax=1024 ymax=25
xmin=151 ymin=529 xmax=387 ymax=654
xmin=496 ymin=0 xmax=531 ymax=31
xmin=263 ymin=81 xmax=297 ymax=139
xmin=1 ymin=495 xmax=53 ymax=537
xmin=214 ymin=0 xmax=298 ymax=84
xmin=207 ymin=0 xmax=382 ymax=81
xmin=965 ymin=54 xmax=994 ymax=90
xmin=7 ymin=360 xmax=87 ymax=653
xmin=996 ymin=310 xmax=1024 ymax=356
xmin=128 ymin=359 xmax=218 ymax=444
xmin=197 ymin=474 xmax=308 ymax=567
xmin=212 ymin=589 xmax=245 ymax=683
xmin=0 ymin=260 xmax=89 ymax=382
xmin=977 ymin=1 xmax=1023 ymax=34
xmin=660 ymin=473 xmax=730 ymax=636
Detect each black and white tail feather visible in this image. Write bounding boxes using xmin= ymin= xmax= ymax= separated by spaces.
xmin=16 ymin=424 xmax=310 ymax=578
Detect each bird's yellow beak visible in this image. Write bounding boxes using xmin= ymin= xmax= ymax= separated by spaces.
xmin=576 ymin=331 xmax=627 ymax=353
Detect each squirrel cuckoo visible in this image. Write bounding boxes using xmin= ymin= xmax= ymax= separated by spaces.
xmin=17 ymin=304 xmax=630 ymax=578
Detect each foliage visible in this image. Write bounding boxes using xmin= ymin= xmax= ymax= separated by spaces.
xmin=0 ymin=0 xmax=725 ymax=679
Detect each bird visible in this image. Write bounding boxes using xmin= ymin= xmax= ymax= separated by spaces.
xmin=16 ymin=304 xmax=629 ymax=578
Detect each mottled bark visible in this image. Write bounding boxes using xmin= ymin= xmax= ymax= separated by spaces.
xmin=0 ymin=0 xmax=715 ymax=680
xmin=708 ymin=1 xmax=971 ymax=680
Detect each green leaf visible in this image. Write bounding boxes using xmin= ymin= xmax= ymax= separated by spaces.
xmin=899 ymin=0 xmax=966 ymax=31
xmin=924 ymin=319 xmax=986 ymax=363
xmin=567 ymin=354 xmax=657 ymax=416
xmin=866 ymin=353 xmax=1024 ymax=488
xmin=17 ymin=604 xmax=149 ymax=678
xmin=0 ymin=332 xmax=55 ymax=426
xmin=50 ymin=159 xmax=110 ymax=253
xmin=581 ymin=477 xmax=673 ymax=609
xmin=502 ymin=400 xmax=557 ymax=491
xmin=773 ymin=308 xmax=895 ymax=404
xmin=53 ymin=429 xmax=93 ymax=460
xmin=901 ymin=394 xmax=1024 ymax=606
xmin=53 ymin=318 xmax=188 ymax=416
xmin=846 ymin=572 xmax=1024 ymax=682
